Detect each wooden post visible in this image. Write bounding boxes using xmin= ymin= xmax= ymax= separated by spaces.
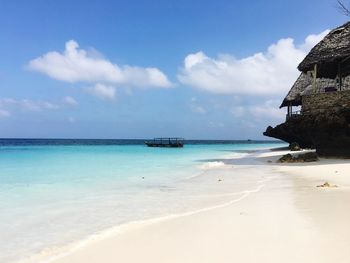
xmin=338 ymin=63 xmax=342 ymax=91
xmin=313 ymin=64 xmax=317 ymax=93
xmin=288 ymin=103 xmax=292 ymax=117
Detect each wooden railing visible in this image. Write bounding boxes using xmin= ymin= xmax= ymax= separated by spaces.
xmin=286 ymin=110 xmax=301 ymax=120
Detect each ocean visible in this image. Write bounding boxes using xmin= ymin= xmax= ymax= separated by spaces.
xmin=0 ymin=139 xmax=284 ymax=263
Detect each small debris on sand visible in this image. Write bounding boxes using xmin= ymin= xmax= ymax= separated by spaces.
xmin=218 ymin=179 xmax=222 ymax=182
xmin=267 ymin=160 xmax=272 ymax=163
xmin=317 ymin=182 xmax=338 ymax=188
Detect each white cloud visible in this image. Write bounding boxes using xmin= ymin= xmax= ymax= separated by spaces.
xmin=192 ymin=105 xmax=206 ymax=114
xmin=41 ymin=101 xmax=59 ymax=110
xmin=249 ymin=100 xmax=285 ymax=120
xmin=0 ymin=96 xmax=81 ymax=118
xmin=0 ymin=98 xmax=60 ymax=114
xmin=178 ymin=30 xmax=330 ymax=96
xmin=300 ymin=32 xmax=329 ymax=52
xmin=208 ymin=121 xmax=225 ymax=128
xmin=189 ymin=97 xmax=206 ymax=114
xmin=230 ymin=100 xmax=285 ymax=122
xmin=230 ymin=106 xmax=246 ymax=118
xmin=0 ymin=109 xmax=10 ymax=118
xmin=21 ymin=100 xmax=43 ymax=112
xmin=88 ymin=83 xmax=116 ymax=100
xmin=63 ymin=96 xmax=78 ymax=106
xmin=28 ymin=40 xmax=172 ymax=89
xmin=68 ymin=117 xmax=76 ymax=123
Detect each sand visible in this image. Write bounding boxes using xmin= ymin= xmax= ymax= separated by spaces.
xmin=47 ymin=149 xmax=350 ymax=263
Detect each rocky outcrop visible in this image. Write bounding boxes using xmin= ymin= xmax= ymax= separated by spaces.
xmin=264 ymin=107 xmax=350 ymax=157
xmin=279 ymin=152 xmax=319 ymax=163
xmin=265 ymin=90 xmax=350 ymax=157
xmin=264 ymin=117 xmax=314 ymax=149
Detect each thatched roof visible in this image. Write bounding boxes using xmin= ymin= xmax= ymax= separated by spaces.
xmin=298 ymin=22 xmax=350 ymax=78
xmin=280 ymin=73 xmax=310 ymax=108
xmin=280 ymin=74 xmax=338 ymax=108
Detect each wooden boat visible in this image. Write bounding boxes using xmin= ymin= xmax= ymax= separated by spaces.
xmin=144 ymin=138 xmax=184 ymax=148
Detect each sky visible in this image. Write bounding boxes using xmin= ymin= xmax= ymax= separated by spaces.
xmin=0 ymin=0 xmax=347 ymax=139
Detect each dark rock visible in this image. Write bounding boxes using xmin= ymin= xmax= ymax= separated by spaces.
xmin=264 ymin=107 xmax=350 ymax=157
xmin=263 ymin=118 xmax=314 ymax=149
xmin=289 ymin=142 xmax=301 ymax=151
xmin=278 ymin=152 xmax=318 ymax=163
xmin=299 ymin=152 xmax=319 ymax=162
xmin=279 ymin=154 xmax=294 ymax=163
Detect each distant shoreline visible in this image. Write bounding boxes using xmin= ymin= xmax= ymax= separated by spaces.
xmin=0 ymin=138 xmax=284 ymax=146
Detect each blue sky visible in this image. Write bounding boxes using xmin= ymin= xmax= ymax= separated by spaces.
xmin=0 ymin=0 xmax=347 ymax=139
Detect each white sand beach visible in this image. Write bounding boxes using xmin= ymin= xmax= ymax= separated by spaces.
xmin=43 ymin=149 xmax=350 ymax=263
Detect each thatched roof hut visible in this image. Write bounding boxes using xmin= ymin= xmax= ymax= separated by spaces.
xmin=280 ymin=73 xmax=339 ymax=108
xmin=280 ymin=73 xmax=310 ymax=108
xmin=298 ymin=22 xmax=350 ymax=78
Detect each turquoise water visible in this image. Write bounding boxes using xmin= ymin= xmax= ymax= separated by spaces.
xmin=0 ymin=140 xmax=284 ymax=262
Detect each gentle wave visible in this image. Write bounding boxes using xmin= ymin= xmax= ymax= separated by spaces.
xmin=20 ymin=182 xmax=270 ymax=263
xmin=0 ymin=142 xmax=285 ymax=263
xmin=198 ymin=161 xmax=226 ymax=170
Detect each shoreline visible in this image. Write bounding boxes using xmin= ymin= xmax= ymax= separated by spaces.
xmin=3 ymin=142 xmax=281 ymax=263
xmin=18 ymin=148 xmax=273 ymax=263
xmin=23 ymin=147 xmax=350 ymax=263
xmin=21 ymin=185 xmax=265 ymax=263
